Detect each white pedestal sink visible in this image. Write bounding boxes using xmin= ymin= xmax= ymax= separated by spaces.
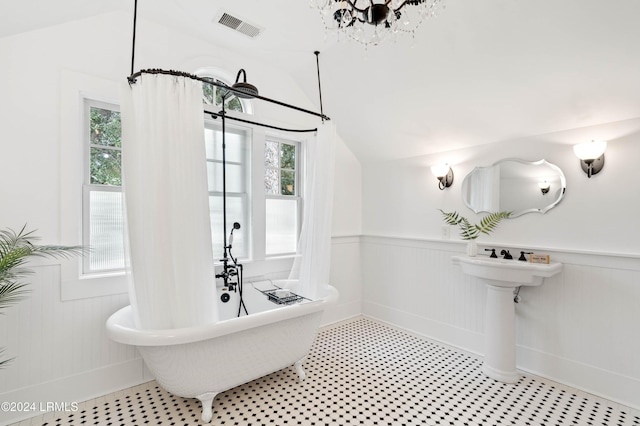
xmin=452 ymin=255 xmax=562 ymax=383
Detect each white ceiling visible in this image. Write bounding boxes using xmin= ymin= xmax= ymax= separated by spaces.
xmin=3 ymin=0 xmax=640 ymax=162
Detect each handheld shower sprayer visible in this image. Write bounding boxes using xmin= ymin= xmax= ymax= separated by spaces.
xmin=228 ymin=222 xmax=241 ymax=247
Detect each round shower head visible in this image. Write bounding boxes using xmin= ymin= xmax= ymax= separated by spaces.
xmin=232 ymin=69 xmax=259 ymax=99
xmin=231 ymin=82 xmax=259 ymax=99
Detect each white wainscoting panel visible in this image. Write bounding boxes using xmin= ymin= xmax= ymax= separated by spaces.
xmin=0 ymin=265 xmax=140 ymax=425
xmin=360 ymin=235 xmax=640 ymax=410
xmin=324 ymin=236 xmax=362 ymax=325
xmin=3 ymin=234 xmax=637 ymax=424
xmin=0 ymin=237 xmax=363 ymax=425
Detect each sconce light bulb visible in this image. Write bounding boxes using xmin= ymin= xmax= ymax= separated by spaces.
xmin=574 ymin=140 xmax=606 ymax=178
xmin=573 ymin=140 xmax=607 ymax=160
xmin=431 ymin=164 xmax=453 ymax=190
xmin=431 ymin=164 xmax=450 ymax=178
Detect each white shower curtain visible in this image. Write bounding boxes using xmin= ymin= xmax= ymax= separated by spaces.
xmin=120 ymin=74 xmax=217 ymax=329
xmin=288 ymin=122 xmax=336 ymax=300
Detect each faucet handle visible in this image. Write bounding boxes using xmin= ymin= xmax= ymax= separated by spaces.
xmin=519 ymin=251 xmax=533 ymax=261
xmin=485 ymin=248 xmax=497 ymax=258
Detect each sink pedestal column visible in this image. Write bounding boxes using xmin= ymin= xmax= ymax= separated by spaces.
xmin=452 ymin=255 xmax=562 ymax=384
xmin=483 ymin=284 xmax=519 ymax=383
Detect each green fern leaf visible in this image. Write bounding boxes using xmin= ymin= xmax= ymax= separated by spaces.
xmin=438 ymin=210 xmax=511 ymax=240
xmin=438 ymin=209 xmax=463 ymax=226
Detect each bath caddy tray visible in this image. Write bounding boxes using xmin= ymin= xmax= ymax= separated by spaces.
xmin=260 ymin=289 xmax=306 ymax=305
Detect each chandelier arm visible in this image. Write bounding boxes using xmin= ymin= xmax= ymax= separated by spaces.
xmin=393 ymin=0 xmax=429 ymax=12
xmin=345 ymin=0 xmax=368 ymax=14
xmin=392 ymin=1 xmax=410 ymax=12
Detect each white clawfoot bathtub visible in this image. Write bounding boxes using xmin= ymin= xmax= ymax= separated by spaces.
xmin=106 ymin=281 xmax=338 ymax=423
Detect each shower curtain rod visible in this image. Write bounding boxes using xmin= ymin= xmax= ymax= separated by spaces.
xmin=127 ymin=1 xmax=328 ymax=127
xmin=128 ymin=68 xmax=331 ymax=123
xmin=207 ymin=111 xmax=317 ymax=134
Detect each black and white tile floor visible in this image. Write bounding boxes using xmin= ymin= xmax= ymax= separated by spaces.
xmin=16 ymin=317 xmax=640 ymax=425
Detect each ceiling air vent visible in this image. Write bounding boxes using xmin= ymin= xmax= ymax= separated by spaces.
xmin=216 ymin=11 xmax=263 ymax=39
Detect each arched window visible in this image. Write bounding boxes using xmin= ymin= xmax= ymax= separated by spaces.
xmin=201 ymin=76 xmax=245 ymax=113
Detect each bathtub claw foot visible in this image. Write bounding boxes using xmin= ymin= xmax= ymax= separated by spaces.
xmin=294 ymin=358 xmax=306 ymax=381
xmin=197 ymin=392 xmax=218 ymax=423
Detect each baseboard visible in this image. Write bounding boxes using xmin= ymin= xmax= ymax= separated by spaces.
xmin=363 ymin=300 xmax=640 ymax=411
xmin=0 ymin=358 xmax=150 ymax=426
xmin=517 ymin=345 xmax=640 ymax=410
xmin=362 ymin=300 xmax=484 ymax=357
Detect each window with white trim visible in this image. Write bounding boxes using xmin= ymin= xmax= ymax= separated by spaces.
xmin=83 ymin=99 xmax=125 ymax=274
xmin=204 ymin=121 xmax=250 ymax=260
xmin=264 ymin=137 xmax=300 ymax=256
xmin=81 ymin=75 xmax=303 ymax=276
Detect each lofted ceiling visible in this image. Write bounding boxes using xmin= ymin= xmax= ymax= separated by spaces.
xmin=3 ymin=0 xmax=640 ymax=162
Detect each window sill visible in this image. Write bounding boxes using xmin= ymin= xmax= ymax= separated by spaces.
xmin=214 ymin=256 xmax=296 ymax=282
xmin=61 ymin=271 xmax=127 ymax=301
xmin=61 ymin=256 xmax=298 ymax=301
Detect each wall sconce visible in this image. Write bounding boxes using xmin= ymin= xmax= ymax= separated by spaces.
xmin=573 ymin=140 xmax=606 ymax=178
xmin=431 ymin=164 xmax=454 ymax=190
xmin=538 ymin=181 xmax=550 ymax=195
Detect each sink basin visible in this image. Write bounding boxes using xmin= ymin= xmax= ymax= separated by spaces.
xmin=452 ymin=254 xmax=562 ymax=383
xmin=452 ymin=255 xmax=562 ymax=287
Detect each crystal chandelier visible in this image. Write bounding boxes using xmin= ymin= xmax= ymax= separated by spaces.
xmin=312 ymin=0 xmax=445 ymax=47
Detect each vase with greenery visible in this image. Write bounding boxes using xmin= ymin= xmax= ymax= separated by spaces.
xmin=438 ymin=210 xmax=511 ymax=256
xmin=0 ymin=225 xmax=83 ymax=367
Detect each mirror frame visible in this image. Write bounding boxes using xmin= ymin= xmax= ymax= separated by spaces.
xmin=461 ymin=158 xmax=567 ymax=218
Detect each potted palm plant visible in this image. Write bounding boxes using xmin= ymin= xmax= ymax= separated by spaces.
xmin=0 ymin=225 xmax=83 ymax=367
xmin=438 ymin=210 xmax=511 ymax=256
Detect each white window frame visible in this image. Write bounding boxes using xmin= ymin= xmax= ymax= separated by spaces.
xmin=82 ymin=99 xmax=125 ymax=275
xmin=60 ymin=70 xmax=127 ymax=301
xmin=264 ymin=136 xmax=302 ymax=257
xmin=60 ymin=70 xmax=306 ymax=301
xmin=204 ymin=119 xmax=252 ymax=261
xmin=202 ymin=103 xmax=306 ymax=265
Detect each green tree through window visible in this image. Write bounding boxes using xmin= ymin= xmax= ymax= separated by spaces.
xmin=280 ymin=144 xmax=296 ymax=195
xmin=264 ymin=140 xmax=297 ymax=196
xmin=89 ymin=107 xmax=121 ymax=185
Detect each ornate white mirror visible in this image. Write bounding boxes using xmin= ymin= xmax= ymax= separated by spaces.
xmin=461 ymin=158 xmax=566 ymax=218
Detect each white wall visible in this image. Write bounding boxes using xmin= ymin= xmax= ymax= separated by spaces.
xmin=363 ymin=117 xmax=640 ymax=253
xmin=0 ymin=11 xmax=362 ymax=424
xmin=6 ymin=3 xmax=639 ymax=422
xmin=361 ymin=118 xmax=640 ymax=409
xmin=326 ymin=134 xmax=363 ymax=323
